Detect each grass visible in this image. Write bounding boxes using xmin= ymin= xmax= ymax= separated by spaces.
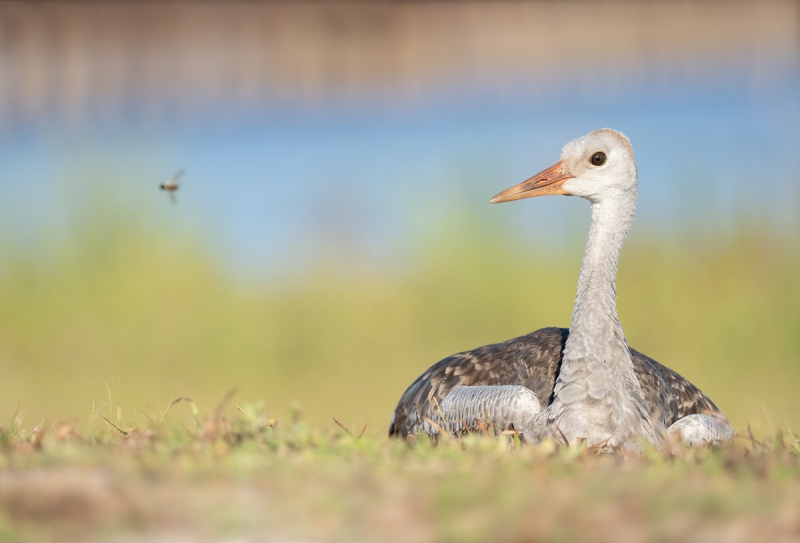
xmin=1 ymin=195 xmax=799 ymax=540
xmin=1 ymin=401 xmax=799 ymax=542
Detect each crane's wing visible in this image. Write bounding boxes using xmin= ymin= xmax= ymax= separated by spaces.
xmin=437 ymin=385 xmax=542 ymax=438
xmin=388 ymin=327 xmax=565 ymax=438
xmin=629 ymin=347 xmax=726 ymax=428
xmin=666 ymin=413 xmax=734 ymax=446
xmin=389 ymin=327 xmax=729 ymax=441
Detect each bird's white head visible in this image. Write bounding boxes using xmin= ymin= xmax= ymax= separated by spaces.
xmin=490 ymin=129 xmax=637 ymax=205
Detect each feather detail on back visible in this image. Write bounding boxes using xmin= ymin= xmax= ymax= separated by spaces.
xmin=389 ymin=327 xmax=725 ymax=440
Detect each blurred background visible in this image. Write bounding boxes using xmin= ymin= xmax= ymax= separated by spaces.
xmin=1 ymin=1 xmax=798 ymax=437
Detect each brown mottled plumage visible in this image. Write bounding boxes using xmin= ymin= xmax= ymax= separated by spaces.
xmin=388 ymin=327 xmax=723 ymax=439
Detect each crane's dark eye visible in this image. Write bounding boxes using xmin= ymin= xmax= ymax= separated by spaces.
xmin=590 ymin=151 xmax=606 ymax=166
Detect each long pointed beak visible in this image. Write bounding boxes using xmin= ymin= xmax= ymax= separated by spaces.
xmin=489 ymin=161 xmax=574 ymax=204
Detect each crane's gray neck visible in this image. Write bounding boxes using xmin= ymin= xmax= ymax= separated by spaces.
xmin=546 ymin=189 xmax=659 ymax=448
xmin=567 ymin=195 xmax=635 ymax=352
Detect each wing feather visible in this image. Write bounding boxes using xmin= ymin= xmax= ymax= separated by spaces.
xmin=389 ymin=327 xmax=726 ymax=439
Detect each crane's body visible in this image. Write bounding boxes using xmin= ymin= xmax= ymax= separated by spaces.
xmin=388 ymin=327 xmax=731 ymax=447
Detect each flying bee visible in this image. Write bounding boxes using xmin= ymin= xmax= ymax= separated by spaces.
xmin=160 ymin=169 xmax=185 ymax=204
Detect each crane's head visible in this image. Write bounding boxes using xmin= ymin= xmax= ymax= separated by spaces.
xmin=490 ymin=129 xmax=637 ymax=205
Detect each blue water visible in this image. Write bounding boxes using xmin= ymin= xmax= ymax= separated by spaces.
xmin=2 ymin=71 xmax=798 ymax=280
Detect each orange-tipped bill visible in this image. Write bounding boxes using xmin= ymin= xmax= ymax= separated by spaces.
xmin=489 ymin=161 xmax=573 ymax=203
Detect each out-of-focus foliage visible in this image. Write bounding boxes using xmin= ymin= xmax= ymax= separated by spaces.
xmin=1 ymin=188 xmax=797 ymax=438
xmin=0 ymin=402 xmax=799 ymax=541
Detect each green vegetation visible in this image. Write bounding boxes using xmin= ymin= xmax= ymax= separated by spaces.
xmin=1 ymin=404 xmax=798 ymax=541
xmin=1 ymin=197 xmax=797 ymax=436
xmin=1 ymin=192 xmax=799 ymax=540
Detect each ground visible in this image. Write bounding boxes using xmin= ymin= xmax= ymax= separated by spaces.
xmin=1 ymin=402 xmax=798 ymax=542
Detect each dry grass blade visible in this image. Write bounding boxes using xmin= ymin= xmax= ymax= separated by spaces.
xmin=589 ymin=434 xmax=615 ymax=454
xmin=26 ymin=419 xmax=52 ymax=448
xmin=97 ymin=413 xmax=128 ymax=436
xmin=743 ymin=425 xmax=772 ymax=451
xmin=200 ymin=387 xmax=238 ymax=440
xmin=332 ymin=417 xmax=352 ymax=436
xmin=423 ymin=417 xmax=448 ymax=438
xmin=553 ymin=424 xmax=569 ymax=447
xmin=432 ymin=397 xmax=446 ymax=425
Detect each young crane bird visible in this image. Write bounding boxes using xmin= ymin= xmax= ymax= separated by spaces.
xmin=388 ymin=129 xmax=733 ymax=450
